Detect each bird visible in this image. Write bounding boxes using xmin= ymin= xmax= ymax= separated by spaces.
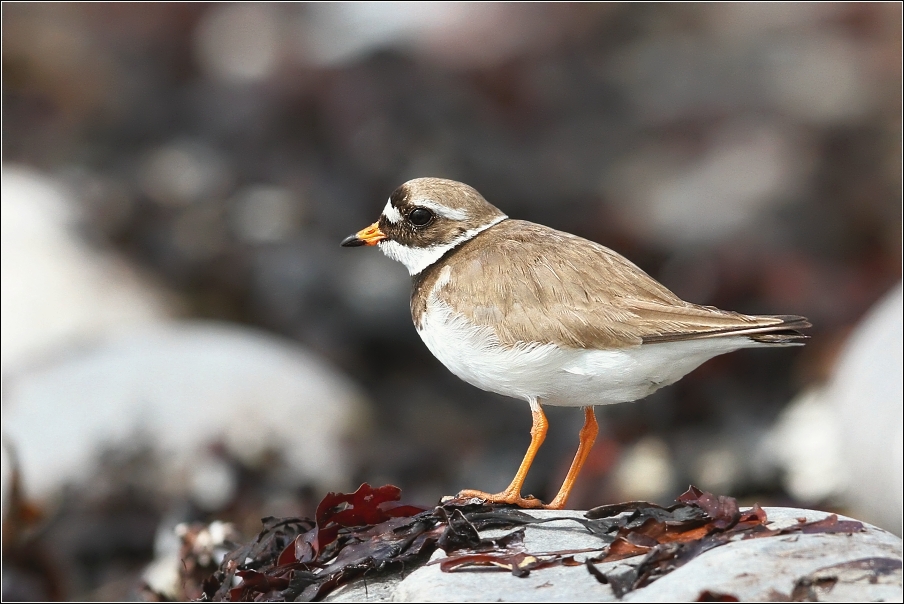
xmin=341 ymin=177 xmax=810 ymax=510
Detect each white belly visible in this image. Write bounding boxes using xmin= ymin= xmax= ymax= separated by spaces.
xmin=417 ymin=299 xmax=756 ymax=406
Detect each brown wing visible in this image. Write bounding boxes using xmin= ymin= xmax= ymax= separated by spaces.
xmin=413 ymin=220 xmax=809 ymax=349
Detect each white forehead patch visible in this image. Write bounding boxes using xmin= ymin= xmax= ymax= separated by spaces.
xmin=382 ymin=199 xmax=403 ymax=224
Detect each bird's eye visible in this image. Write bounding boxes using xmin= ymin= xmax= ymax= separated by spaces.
xmin=408 ymin=208 xmax=434 ymax=226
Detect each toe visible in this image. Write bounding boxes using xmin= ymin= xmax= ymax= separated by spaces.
xmin=455 ymin=489 xmax=546 ymax=509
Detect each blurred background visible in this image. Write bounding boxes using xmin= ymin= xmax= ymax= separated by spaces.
xmin=2 ymin=3 xmax=901 ymax=600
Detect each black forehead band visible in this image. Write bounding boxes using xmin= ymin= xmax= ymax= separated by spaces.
xmin=389 ymin=185 xmax=410 ymax=207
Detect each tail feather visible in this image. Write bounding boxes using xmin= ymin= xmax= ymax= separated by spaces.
xmin=747 ymin=315 xmax=810 ymax=344
xmin=749 ymin=331 xmax=809 ymax=344
xmin=642 ymin=314 xmax=811 ymax=345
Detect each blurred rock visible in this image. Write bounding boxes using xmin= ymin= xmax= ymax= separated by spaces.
xmin=229 ymin=185 xmax=302 ymax=244
xmin=830 ymin=284 xmax=903 ymax=535
xmin=187 ymin=451 xmax=239 ymax=512
xmin=300 ymin=4 xmax=567 ymax=69
xmin=0 ymin=165 xmax=175 ymax=376
xmin=764 ymin=33 xmax=873 ymax=125
xmin=692 ymin=445 xmax=744 ymax=494
xmin=194 ymin=4 xmax=283 ymax=84
xmin=762 ymin=387 xmax=845 ymax=504
xmin=1 ymin=321 xmax=370 ymax=502
xmin=764 ymin=283 xmax=903 ymax=535
xmin=612 ymin=436 xmax=675 ymax=502
xmin=602 ymin=122 xmax=808 ymax=246
xmin=139 ymin=140 xmax=233 ymax=208
xmin=338 ymin=250 xmax=412 ymax=325
xmin=143 ymin=520 xmax=239 ymax=601
xmin=704 ymin=4 xmax=840 ymax=43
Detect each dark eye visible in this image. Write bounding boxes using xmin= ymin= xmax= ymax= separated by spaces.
xmin=408 ymin=208 xmax=434 ymax=226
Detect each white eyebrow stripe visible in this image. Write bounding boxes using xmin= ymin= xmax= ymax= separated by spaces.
xmin=415 ymin=199 xmax=468 ymax=221
xmin=382 ymin=199 xmax=403 ymax=224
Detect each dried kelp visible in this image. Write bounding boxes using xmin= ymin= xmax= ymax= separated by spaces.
xmin=584 ymin=486 xmax=865 ymax=597
xmin=203 ymin=484 xmax=552 ymax=601
xmin=201 ymin=484 xmax=864 ymax=601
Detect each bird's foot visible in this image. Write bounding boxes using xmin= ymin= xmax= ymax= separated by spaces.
xmin=454 ymin=488 xmax=547 ymax=509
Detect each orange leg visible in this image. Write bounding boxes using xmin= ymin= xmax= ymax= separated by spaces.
xmin=458 ymin=400 xmax=548 ymax=509
xmin=545 ymin=406 xmax=598 ymax=510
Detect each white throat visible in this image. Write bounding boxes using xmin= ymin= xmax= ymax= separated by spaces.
xmin=378 ymin=215 xmax=507 ymax=275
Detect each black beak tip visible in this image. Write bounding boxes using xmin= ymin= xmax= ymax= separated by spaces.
xmin=340 ymin=234 xmax=366 ymax=247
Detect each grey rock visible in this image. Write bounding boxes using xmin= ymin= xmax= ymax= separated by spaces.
xmin=789 ymin=558 xmax=902 ymax=603
xmin=324 ymin=507 xmax=903 ymax=602
xmin=620 ymin=508 xmax=902 ymax=602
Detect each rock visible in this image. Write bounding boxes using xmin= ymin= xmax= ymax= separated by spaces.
xmin=789 ymin=558 xmax=902 ymax=602
xmin=1 ymin=321 xmax=369 ymax=502
xmin=324 ymin=507 xmax=902 ymax=602
xmin=1 ymin=165 xmax=175 ymax=376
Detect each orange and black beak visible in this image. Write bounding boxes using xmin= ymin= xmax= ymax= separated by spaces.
xmin=341 ymin=222 xmax=386 ymax=247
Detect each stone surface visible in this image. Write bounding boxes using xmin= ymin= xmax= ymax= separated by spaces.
xmin=324 ymin=507 xmax=903 ymax=602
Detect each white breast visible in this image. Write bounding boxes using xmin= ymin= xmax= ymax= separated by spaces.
xmin=416 ymin=295 xmax=758 ymax=407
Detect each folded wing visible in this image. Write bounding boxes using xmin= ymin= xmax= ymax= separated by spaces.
xmin=429 ymin=220 xmax=810 ymax=349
